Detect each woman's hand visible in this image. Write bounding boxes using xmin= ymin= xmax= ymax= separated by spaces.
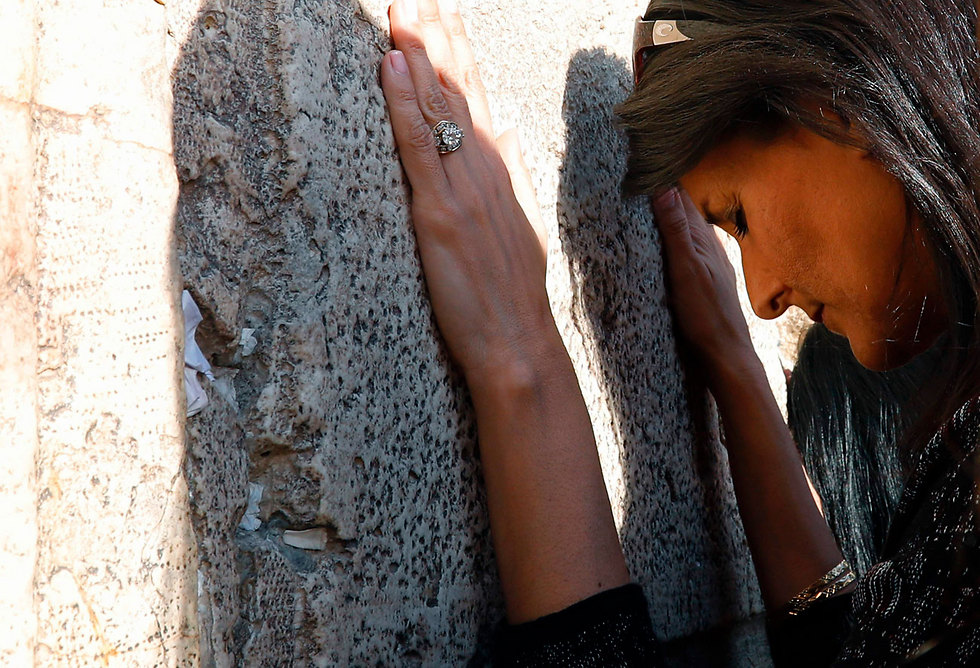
xmin=652 ymin=186 xmax=757 ymax=380
xmin=654 ymin=189 xmax=846 ymax=609
xmin=381 ymin=0 xmax=552 ymax=385
xmin=381 ymin=0 xmax=631 ymax=623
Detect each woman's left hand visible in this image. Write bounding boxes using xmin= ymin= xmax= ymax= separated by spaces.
xmin=380 ymin=0 xmax=553 ymax=386
xmin=380 ymin=0 xmax=632 ymax=623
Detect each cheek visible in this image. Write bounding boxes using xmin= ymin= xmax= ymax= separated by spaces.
xmin=813 ymin=189 xmax=909 ymax=317
xmin=743 ymin=182 xmax=822 ymax=292
xmin=747 ymin=220 xmax=822 ymax=295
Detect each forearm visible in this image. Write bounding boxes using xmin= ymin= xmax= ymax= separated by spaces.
xmin=380 ymin=0 xmax=628 ymax=629
xmin=467 ymin=328 xmax=630 ymax=624
xmin=710 ymin=350 xmax=844 ymax=610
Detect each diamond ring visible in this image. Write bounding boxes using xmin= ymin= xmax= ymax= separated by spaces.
xmin=432 ymin=120 xmax=464 ymax=155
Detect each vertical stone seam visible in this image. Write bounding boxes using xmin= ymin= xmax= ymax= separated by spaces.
xmin=25 ymin=0 xmax=41 ymax=665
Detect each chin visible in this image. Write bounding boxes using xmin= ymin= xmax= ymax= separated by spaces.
xmin=848 ymin=331 xmax=940 ymax=372
xmin=850 ymin=344 xmax=905 ymax=372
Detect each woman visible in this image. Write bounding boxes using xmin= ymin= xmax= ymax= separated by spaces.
xmin=379 ymin=0 xmax=980 ymax=664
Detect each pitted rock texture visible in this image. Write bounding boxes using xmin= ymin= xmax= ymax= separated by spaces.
xmin=169 ymin=0 xmax=783 ymax=665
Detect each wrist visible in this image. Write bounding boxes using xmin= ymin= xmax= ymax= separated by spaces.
xmin=704 ymin=345 xmax=769 ymax=398
xmin=462 ymin=324 xmax=572 ymax=402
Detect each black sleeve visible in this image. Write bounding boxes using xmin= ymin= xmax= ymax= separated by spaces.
xmin=766 ymin=592 xmax=854 ymax=668
xmin=492 ymin=583 xmax=661 ymax=667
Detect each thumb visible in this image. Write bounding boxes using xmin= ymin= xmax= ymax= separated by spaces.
xmin=497 ymin=127 xmax=547 ymax=257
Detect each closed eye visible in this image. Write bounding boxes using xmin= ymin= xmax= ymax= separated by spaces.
xmin=700 ymin=196 xmax=748 ymax=241
xmin=732 ymin=206 xmax=748 ymax=240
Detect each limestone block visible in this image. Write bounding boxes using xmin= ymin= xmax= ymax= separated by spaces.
xmin=0 ymin=97 xmax=39 ymax=667
xmin=0 ymin=0 xmax=36 ymax=103
xmin=172 ymin=0 xmax=781 ymax=664
xmin=33 ymin=0 xmax=173 ymax=151
xmin=0 ymin=0 xmax=200 ymax=664
xmin=31 ymin=113 xmax=197 ymax=666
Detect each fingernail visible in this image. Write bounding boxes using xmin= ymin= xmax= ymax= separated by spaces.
xmin=654 ymin=186 xmax=678 ymax=208
xmin=390 ymin=50 xmax=408 ymax=75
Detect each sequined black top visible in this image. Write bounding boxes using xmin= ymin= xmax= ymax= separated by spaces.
xmin=493 ymin=398 xmax=980 ymax=666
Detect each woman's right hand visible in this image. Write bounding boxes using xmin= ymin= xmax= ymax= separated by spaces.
xmin=380 ymin=0 xmax=553 ymax=385
xmin=652 ymin=186 xmax=758 ymax=381
xmin=652 ymin=189 xmax=847 ymax=611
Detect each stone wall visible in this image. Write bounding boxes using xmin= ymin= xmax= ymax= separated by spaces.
xmin=0 ymin=0 xmax=198 ymax=665
xmin=0 ymin=0 xmax=795 ymax=664
xmin=171 ymin=0 xmax=785 ymax=664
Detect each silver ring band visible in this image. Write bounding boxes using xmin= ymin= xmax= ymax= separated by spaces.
xmin=432 ymin=120 xmax=464 ymax=154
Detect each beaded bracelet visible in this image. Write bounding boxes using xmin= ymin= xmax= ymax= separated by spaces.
xmin=785 ymin=559 xmax=857 ymax=616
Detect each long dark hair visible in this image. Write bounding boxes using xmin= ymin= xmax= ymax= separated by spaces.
xmin=618 ymin=0 xmax=980 ymax=461
xmin=787 ymin=324 xmax=940 ymax=572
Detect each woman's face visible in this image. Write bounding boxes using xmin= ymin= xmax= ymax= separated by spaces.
xmin=679 ymin=123 xmax=947 ymax=371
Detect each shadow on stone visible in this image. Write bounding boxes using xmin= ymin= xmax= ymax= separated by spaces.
xmin=557 ymin=48 xmax=770 ymax=666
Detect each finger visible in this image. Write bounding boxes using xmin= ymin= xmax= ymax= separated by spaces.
xmin=677 ymin=187 xmax=733 ymax=252
xmin=416 ymin=0 xmax=465 ymax=105
xmin=390 ymin=0 xmax=474 ymax=141
xmin=416 ymin=0 xmax=464 ymax=99
xmin=380 ymin=50 xmax=453 ymax=201
xmin=437 ymin=0 xmax=495 ymax=137
xmin=678 ymin=187 xmax=738 ymax=279
xmin=497 ymin=128 xmax=546 ymax=256
xmin=652 ymin=187 xmax=693 ymax=258
xmin=678 ymin=187 xmax=718 ymax=251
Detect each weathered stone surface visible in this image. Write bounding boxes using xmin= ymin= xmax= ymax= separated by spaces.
xmin=0 ymin=4 xmax=39 ymax=661
xmin=171 ymin=0 xmax=782 ymax=664
xmin=1 ymin=1 xmax=198 ymax=665
xmin=0 ymin=102 xmax=39 ymax=668
xmin=1 ymin=0 xmax=796 ymax=664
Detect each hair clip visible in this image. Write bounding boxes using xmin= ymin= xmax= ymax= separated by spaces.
xmin=633 ymin=18 xmax=696 ymax=81
xmin=633 ymin=17 xmax=725 ymax=85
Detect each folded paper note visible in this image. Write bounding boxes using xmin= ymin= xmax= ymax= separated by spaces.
xmin=182 ymin=290 xmax=215 ymax=417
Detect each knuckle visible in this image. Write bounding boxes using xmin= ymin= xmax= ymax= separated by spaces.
xmin=418 ymin=86 xmax=451 ymax=117
xmin=394 ymin=86 xmax=419 ymax=107
xmin=459 ymin=193 xmax=485 ymax=221
xmin=658 ymin=209 xmax=688 ymax=231
xmin=405 ymin=119 xmax=436 ymax=151
xmin=417 ymin=7 xmax=442 ymax=26
xmin=392 ymin=24 xmax=424 ymax=51
xmin=445 ymin=19 xmax=467 ymax=40
xmin=402 ymin=38 xmax=430 ymax=63
xmin=461 ymin=66 xmax=485 ymax=93
xmin=438 ymin=69 xmax=464 ymax=99
xmin=439 ymin=83 xmax=469 ymax=114
xmin=417 ymin=203 xmax=464 ymax=244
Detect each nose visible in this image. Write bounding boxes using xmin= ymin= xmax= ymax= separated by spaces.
xmin=742 ymin=255 xmax=791 ymax=320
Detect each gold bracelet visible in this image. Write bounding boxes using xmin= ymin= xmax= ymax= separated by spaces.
xmin=786 ymin=559 xmax=857 ymax=616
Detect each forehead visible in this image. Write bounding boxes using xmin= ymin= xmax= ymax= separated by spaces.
xmin=679 ymin=126 xmax=820 ymax=200
xmin=677 ymin=135 xmax=750 ymax=206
